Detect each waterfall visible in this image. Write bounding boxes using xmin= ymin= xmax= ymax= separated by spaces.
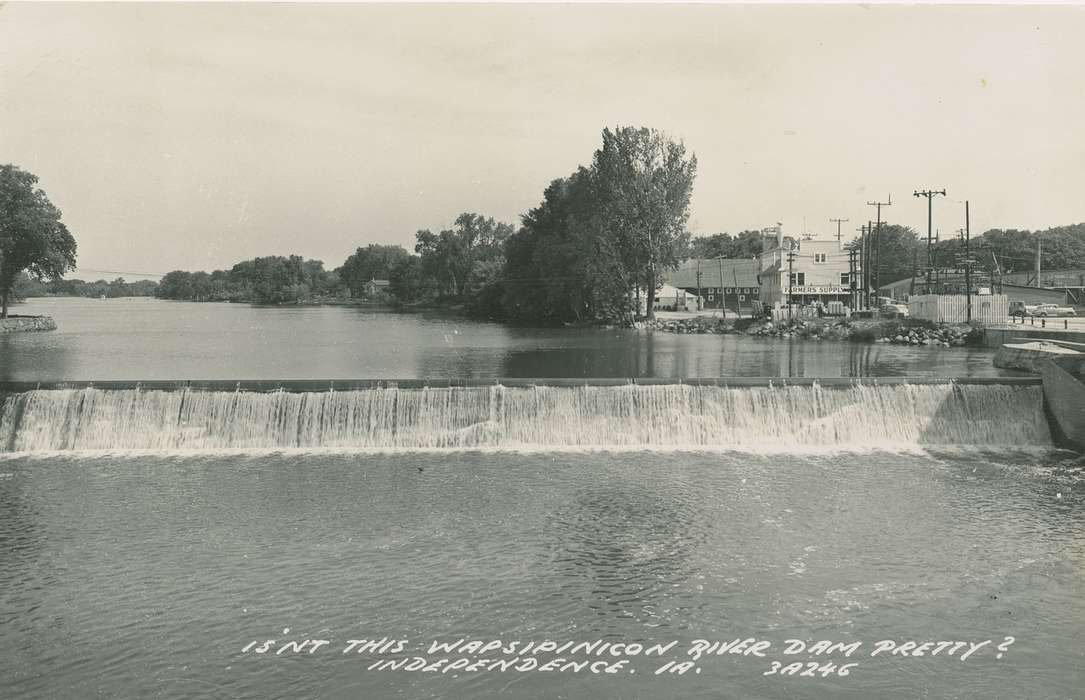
xmin=0 ymin=383 xmax=1051 ymax=453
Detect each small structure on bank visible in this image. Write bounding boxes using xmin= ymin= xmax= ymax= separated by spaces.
xmin=364 ymin=279 xmax=391 ymax=297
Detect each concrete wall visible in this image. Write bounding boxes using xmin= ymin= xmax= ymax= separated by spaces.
xmin=983 ymin=326 xmax=1085 ymax=349
xmin=0 ymin=377 xmax=1044 ymax=394
xmin=1041 ymin=358 xmax=1085 ymax=451
xmin=0 ymin=316 xmax=56 ymax=333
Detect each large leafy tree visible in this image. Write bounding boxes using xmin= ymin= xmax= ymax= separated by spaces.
xmin=336 ymin=244 xmax=411 ymax=297
xmin=413 ymin=213 xmax=514 ymax=300
xmin=501 ymin=127 xmax=698 ymax=324
xmin=0 ymin=165 xmax=77 ymax=317
xmin=689 ymin=230 xmax=776 ymax=259
xmin=854 ymin=224 xmax=920 ymax=287
xmin=592 ymin=127 xmax=697 ymax=320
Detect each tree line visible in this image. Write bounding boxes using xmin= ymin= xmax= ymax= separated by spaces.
xmin=16 ymin=275 xmax=157 ymax=299
xmin=849 ymin=222 xmax=1085 ymax=286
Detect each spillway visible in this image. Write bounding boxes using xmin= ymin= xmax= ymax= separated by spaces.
xmin=0 ymin=379 xmax=1052 ymax=453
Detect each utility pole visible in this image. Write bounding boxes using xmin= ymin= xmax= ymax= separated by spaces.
xmin=964 ymin=201 xmax=972 ymax=321
xmin=786 ymin=249 xmax=796 ymax=319
xmin=913 ymin=189 xmax=945 ymax=294
xmin=830 ymin=217 xmax=849 ymax=244
xmin=867 ymin=196 xmax=891 ymax=300
xmin=696 ymin=260 xmax=703 ymax=312
xmin=847 ymin=244 xmax=858 ymax=311
xmin=1035 ymin=237 xmax=1042 ymax=287
xmin=857 ymin=224 xmax=869 ymax=309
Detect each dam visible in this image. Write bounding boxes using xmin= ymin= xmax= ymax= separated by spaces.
xmin=0 ymin=378 xmax=1054 ymax=453
xmin=1 ymin=379 xmax=1080 ymax=700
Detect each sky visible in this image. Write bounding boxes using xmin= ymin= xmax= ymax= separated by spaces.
xmin=2 ymin=2 xmax=1084 ymax=281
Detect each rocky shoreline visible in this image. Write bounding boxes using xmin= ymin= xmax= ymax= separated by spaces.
xmin=644 ymin=316 xmax=983 ymax=347
xmin=0 ymin=315 xmax=57 ymax=333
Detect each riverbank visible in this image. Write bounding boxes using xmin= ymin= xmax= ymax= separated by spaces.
xmin=646 ymin=315 xmax=984 ymax=346
xmin=0 ymin=315 xmax=57 ymax=333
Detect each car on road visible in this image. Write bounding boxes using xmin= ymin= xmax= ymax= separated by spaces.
xmin=1031 ymin=303 xmax=1076 ymax=317
xmin=876 ymin=297 xmax=909 ymax=317
xmin=1009 ymin=301 xmax=1040 ymax=318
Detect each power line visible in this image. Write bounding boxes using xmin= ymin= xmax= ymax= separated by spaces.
xmin=75 ymin=268 xmax=166 ymax=279
xmin=829 ymin=218 xmax=849 ymax=243
xmin=913 ymin=189 xmax=946 ymax=293
xmin=866 ymin=196 xmax=891 ymax=300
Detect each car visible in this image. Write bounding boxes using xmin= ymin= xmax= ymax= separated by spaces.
xmin=1009 ymin=301 xmax=1039 ymax=318
xmin=878 ymin=301 xmax=909 ymax=317
xmin=1032 ymin=303 xmax=1076 ymax=317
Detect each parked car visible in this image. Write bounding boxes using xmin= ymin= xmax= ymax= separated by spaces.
xmin=1009 ymin=301 xmax=1039 ymax=318
xmin=878 ymin=301 xmax=909 ymax=317
xmin=1031 ymin=303 xmax=1076 ymax=317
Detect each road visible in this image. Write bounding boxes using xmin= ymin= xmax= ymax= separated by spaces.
xmin=994 ymin=315 xmax=1085 ymax=332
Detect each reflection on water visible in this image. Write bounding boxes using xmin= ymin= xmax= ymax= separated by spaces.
xmin=2 ymin=297 xmax=1014 ymax=380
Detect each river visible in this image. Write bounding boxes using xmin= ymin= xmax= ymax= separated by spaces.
xmin=2 ymin=297 xmax=1013 ymax=380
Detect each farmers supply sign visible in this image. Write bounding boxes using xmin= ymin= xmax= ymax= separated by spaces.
xmin=790 ymin=285 xmax=846 ymax=295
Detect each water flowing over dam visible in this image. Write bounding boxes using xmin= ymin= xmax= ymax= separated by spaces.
xmin=0 ymin=380 xmax=1052 ymax=453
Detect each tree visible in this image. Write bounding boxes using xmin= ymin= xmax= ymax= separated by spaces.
xmin=688 ymin=230 xmax=771 ymax=259
xmin=0 ymin=165 xmax=77 ymax=317
xmin=592 ymin=127 xmax=697 ymax=320
xmin=336 ymin=244 xmax=411 ymax=298
xmin=413 ymin=213 xmax=515 ymax=302
xmin=853 ymin=223 xmax=920 ymax=286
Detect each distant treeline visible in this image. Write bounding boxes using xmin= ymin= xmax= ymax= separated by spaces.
xmin=16 ymin=276 xmax=158 ymax=299
xmin=155 ymin=256 xmax=344 ymax=304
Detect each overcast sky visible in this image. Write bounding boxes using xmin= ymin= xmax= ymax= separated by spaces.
xmin=2 ymin=2 xmax=1083 ymax=280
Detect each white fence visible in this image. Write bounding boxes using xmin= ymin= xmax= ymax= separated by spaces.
xmin=908 ymin=294 xmax=1007 ymax=323
xmin=770 ymin=305 xmax=821 ymax=322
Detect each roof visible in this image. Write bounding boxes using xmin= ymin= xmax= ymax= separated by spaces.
xmin=638 ymin=283 xmax=699 ymax=301
xmin=367 ymin=279 xmax=391 ymax=286
xmin=665 ymin=258 xmax=760 ymax=289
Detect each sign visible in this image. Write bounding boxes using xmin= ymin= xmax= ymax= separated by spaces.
xmin=789 ymin=285 xmax=845 ymax=295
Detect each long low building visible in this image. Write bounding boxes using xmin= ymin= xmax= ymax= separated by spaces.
xmin=664 ymin=259 xmax=761 ymax=315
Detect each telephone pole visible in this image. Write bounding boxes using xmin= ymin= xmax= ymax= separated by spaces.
xmin=913 ymin=189 xmax=945 ymax=294
xmin=695 ymin=259 xmax=703 ymax=311
xmin=866 ymin=196 xmax=891 ymax=299
xmin=847 ymin=244 xmax=859 ymax=311
xmin=1035 ymin=237 xmax=1042 ymax=287
xmin=830 ymin=217 xmax=849 ymax=244
xmin=786 ymin=249 xmax=796 ymax=319
xmin=964 ymin=201 xmax=972 ymax=321
xmin=857 ymin=223 xmax=869 ymax=309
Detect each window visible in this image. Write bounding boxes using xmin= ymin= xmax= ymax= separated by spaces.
xmin=814 ymin=253 xmax=827 ymax=263
xmin=707 ymin=294 xmax=714 ymax=301
xmin=739 ymin=294 xmax=746 ymax=302
xmin=790 ymin=272 xmax=806 ymax=286
xmin=725 ymin=288 xmax=733 ymax=294
xmin=840 ymin=273 xmax=850 ymax=285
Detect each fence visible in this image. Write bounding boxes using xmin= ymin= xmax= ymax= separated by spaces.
xmin=770 ymin=305 xmax=824 ymax=322
xmin=908 ymin=294 xmax=1007 ymax=323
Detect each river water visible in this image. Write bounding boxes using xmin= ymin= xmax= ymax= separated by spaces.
xmin=2 ymin=297 xmax=1013 ymax=380
xmin=1 ymin=297 xmax=1081 ymax=700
